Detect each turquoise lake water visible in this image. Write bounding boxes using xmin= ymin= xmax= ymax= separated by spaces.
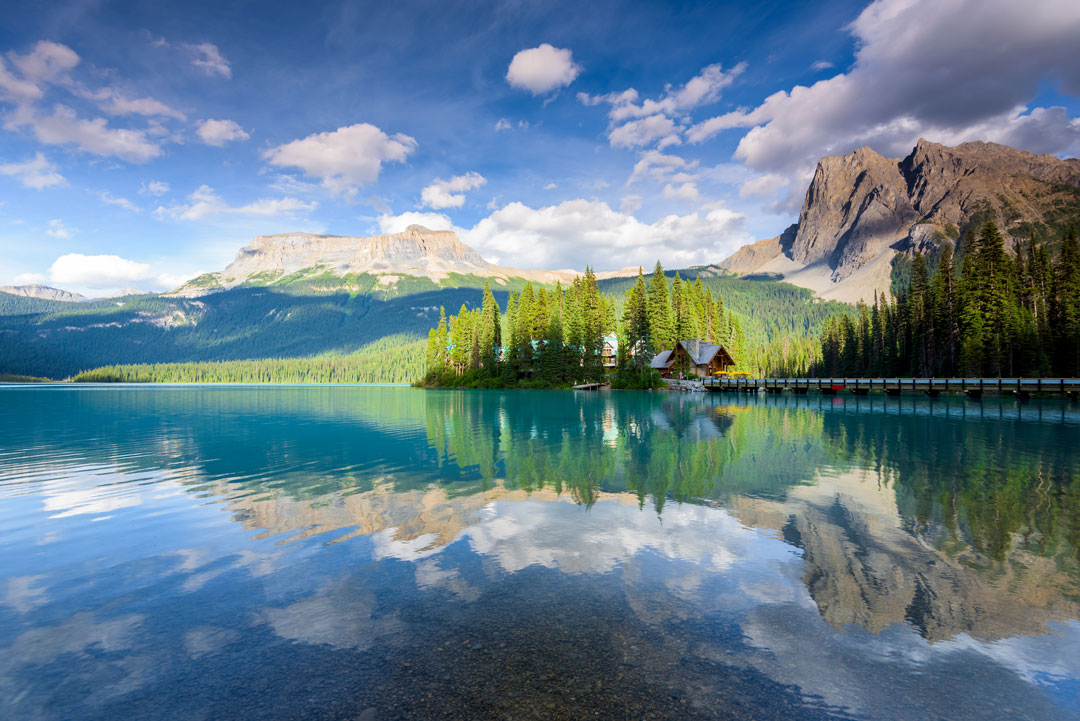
xmin=0 ymin=385 xmax=1078 ymax=720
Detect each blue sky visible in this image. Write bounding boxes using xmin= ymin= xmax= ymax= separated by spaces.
xmin=1 ymin=0 xmax=1079 ymax=295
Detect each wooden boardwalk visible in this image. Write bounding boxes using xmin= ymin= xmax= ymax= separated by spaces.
xmin=572 ymin=381 xmax=609 ymax=390
xmin=703 ymin=377 xmax=1080 ymax=398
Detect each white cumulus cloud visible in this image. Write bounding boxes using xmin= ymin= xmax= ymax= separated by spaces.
xmin=184 ymin=42 xmax=231 ymax=79
xmin=376 ymin=211 xmax=457 ymax=235
xmin=506 ymin=44 xmax=581 ymax=95
xmin=154 ymin=185 xmax=317 ymax=221
xmin=99 ymin=191 xmax=139 ymax=211
xmin=78 ymin=87 xmax=185 ymax=121
xmin=463 ymin=198 xmax=749 ymax=270
xmin=609 ymin=114 xmax=680 ymax=149
xmin=0 ymin=41 xmax=178 ymax=163
xmin=263 ymin=123 xmax=417 ymax=197
xmin=21 ymin=252 xmax=195 ymax=294
xmin=0 ymin=153 xmax=65 ymax=189
xmin=49 ymin=253 xmax=148 ymax=287
xmin=580 ymin=63 xmax=745 ymax=149
xmin=420 ymin=171 xmax=486 ymax=209
xmin=688 ymin=0 xmax=1080 ymax=201
xmin=196 ymin=118 xmax=250 ymax=146
xmin=45 ymin=219 xmax=73 ymax=239
xmin=10 ymin=103 xmax=163 ymax=163
xmin=739 ymin=173 xmax=789 ymax=198
xmin=9 ymin=41 xmax=79 ymax=85
xmin=662 ymin=182 xmax=700 ymax=203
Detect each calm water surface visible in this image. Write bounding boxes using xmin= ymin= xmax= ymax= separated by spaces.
xmin=1 ymin=385 xmax=1078 ymax=720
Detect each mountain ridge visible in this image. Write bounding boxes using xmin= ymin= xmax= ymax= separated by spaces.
xmin=0 ymin=284 xmax=88 ymax=302
xmin=718 ymin=139 xmax=1080 ymax=302
xmin=173 ymin=224 xmax=638 ymax=296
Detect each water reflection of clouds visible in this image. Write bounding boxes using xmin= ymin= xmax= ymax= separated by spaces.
xmin=260 ymin=578 xmax=402 ymax=651
xmin=42 ymin=482 xmax=142 ymax=518
xmin=0 ymin=612 xmax=152 ymax=714
xmin=462 ymin=498 xmax=755 ymax=575
xmin=365 ymin=495 xmax=1080 ymax=719
xmin=3 ymin=574 xmax=49 ymax=614
xmin=740 ymin=604 xmax=1080 ymax=720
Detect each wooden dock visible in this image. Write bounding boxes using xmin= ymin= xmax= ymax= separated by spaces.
xmin=572 ymin=381 xmax=609 ymax=390
xmin=703 ymin=377 xmax=1080 ymax=398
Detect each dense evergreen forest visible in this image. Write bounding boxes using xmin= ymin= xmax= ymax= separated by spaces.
xmin=597 ymin=268 xmax=841 ymax=375
xmin=423 ymin=262 xmax=801 ymax=388
xmin=423 ymin=269 xmax=613 ymax=388
xmin=72 ymin=335 xmax=425 ymax=383
xmin=816 ymin=222 xmax=1080 ymax=378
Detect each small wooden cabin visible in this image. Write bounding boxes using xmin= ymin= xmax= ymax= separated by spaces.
xmin=650 ymin=340 xmax=734 ymax=378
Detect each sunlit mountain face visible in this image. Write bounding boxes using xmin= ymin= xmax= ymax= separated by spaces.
xmin=1 ymin=386 xmax=1077 ymax=721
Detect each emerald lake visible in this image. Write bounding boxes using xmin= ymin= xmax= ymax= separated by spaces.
xmin=1 ymin=385 xmax=1078 ymax=720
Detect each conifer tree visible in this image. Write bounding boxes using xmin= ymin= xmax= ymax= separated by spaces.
xmin=1053 ymin=225 xmax=1080 ymax=375
xmin=479 ymin=281 xmax=501 ymax=374
xmin=624 ymin=268 xmax=651 ymax=369
xmin=931 ymin=243 xmax=958 ymax=375
xmin=647 ymin=261 xmax=672 ymax=352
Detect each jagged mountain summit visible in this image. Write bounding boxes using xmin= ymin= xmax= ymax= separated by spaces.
xmin=173 ymin=224 xmax=632 ymax=296
xmin=0 ymin=285 xmax=87 ymax=302
xmin=719 ymin=139 xmax=1080 ymax=302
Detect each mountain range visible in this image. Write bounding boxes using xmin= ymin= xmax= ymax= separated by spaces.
xmin=2 ymin=139 xmax=1078 ymax=379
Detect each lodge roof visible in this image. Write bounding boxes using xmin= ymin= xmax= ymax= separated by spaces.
xmin=678 ymin=339 xmax=728 ymax=366
xmin=649 ymin=350 xmax=675 ymax=369
xmin=650 ymin=340 xmax=733 ymax=369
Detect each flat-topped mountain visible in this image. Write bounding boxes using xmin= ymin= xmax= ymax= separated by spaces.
xmin=173 ymin=224 xmax=616 ymax=296
xmin=719 ymin=139 xmax=1080 ymax=302
xmin=0 ymin=284 xmax=87 ymax=302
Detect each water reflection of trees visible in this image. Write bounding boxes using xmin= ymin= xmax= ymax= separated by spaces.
xmin=420 ymin=391 xmax=832 ymax=513
xmin=422 ymin=391 xmax=1080 ymax=569
xmin=807 ymin=400 xmax=1080 ymax=563
xmin=6 ymin=388 xmax=1077 ymax=565
xmin=6 ymin=387 xmax=1078 ymax=642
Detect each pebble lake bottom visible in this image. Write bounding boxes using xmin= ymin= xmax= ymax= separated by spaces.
xmin=0 ymin=385 xmax=1078 ymax=721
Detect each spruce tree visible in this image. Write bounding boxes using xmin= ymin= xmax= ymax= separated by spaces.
xmin=479 ymin=281 xmax=501 ymax=374
xmin=647 ymin=261 xmax=672 ymax=352
xmin=1053 ymin=225 xmax=1080 ymax=375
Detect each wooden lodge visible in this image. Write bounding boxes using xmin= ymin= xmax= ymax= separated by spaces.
xmin=650 ymin=340 xmax=735 ymax=378
xmin=602 ymin=335 xmax=618 ymax=369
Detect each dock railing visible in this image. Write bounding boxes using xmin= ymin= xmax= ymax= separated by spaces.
xmin=702 ymin=377 xmax=1080 ymax=397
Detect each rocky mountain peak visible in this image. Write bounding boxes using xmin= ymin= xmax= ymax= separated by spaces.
xmin=0 ymin=284 xmax=87 ymax=302
xmin=720 ymin=138 xmax=1080 ymax=303
xmin=171 ymin=224 xmax=636 ymax=296
xmin=791 ymin=145 xmax=914 ymax=276
xmin=219 ymin=227 xmax=490 ymax=286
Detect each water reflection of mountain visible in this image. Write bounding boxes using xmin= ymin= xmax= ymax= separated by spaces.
xmin=731 ymin=470 xmax=1080 ymax=642
xmin=3 ymin=386 xmax=1078 ymax=644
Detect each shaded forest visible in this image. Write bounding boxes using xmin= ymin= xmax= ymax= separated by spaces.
xmin=816 ymin=222 xmax=1080 ymax=377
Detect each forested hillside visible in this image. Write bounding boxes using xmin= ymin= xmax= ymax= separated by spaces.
xmin=0 ymin=288 xmax=487 ymax=379
xmin=72 ymin=335 xmax=426 ymax=384
xmin=1 ymin=268 xmax=850 ymax=381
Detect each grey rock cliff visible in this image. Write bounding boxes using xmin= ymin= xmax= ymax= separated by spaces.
xmin=719 ymin=139 xmax=1080 ymax=302
xmin=173 ymin=224 xmax=637 ymax=296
